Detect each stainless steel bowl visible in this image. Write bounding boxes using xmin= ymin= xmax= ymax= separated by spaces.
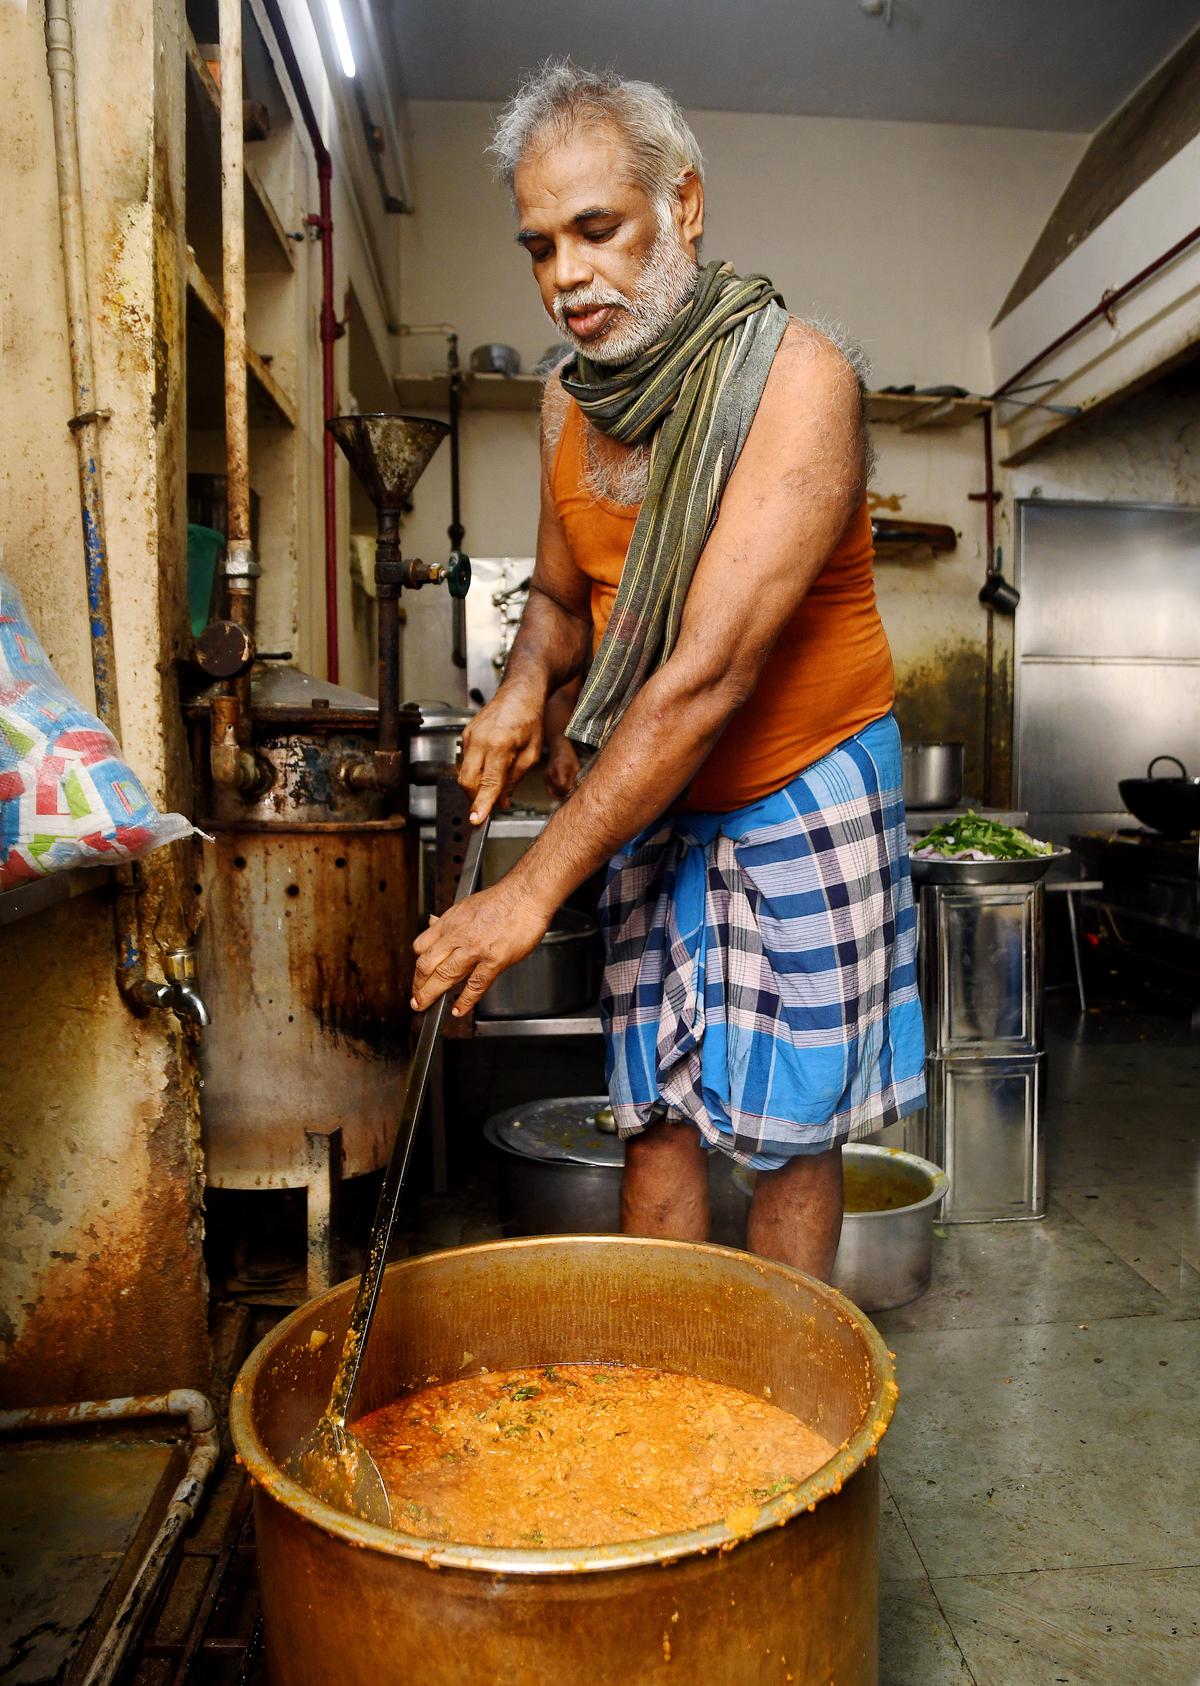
xmin=908 ymin=845 xmax=1070 ymax=885
xmin=902 ymin=741 xmax=965 ymax=810
xmin=832 ymin=1145 xmax=949 ymax=1311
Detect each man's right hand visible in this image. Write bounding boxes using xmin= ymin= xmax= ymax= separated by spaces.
xmin=458 ymin=681 xmax=545 ymax=823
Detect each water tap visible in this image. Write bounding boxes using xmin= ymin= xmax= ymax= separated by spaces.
xmin=146 ymin=947 xmax=212 ymax=1027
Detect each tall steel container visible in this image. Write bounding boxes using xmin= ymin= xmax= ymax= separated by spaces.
xmin=231 ymin=1235 xmax=898 ymax=1686
xmin=195 ymin=669 xmax=417 ymax=1288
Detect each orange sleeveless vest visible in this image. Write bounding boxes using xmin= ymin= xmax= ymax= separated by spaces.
xmin=551 ymin=398 xmax=895 ymax=812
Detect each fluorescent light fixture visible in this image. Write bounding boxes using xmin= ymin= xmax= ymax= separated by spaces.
xmin=323 ymin=0 xmax=356 ymax=77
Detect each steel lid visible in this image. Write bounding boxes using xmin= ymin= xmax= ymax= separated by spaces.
xmin=403 ymin=699 xmax=473 ymax=729
xmin=485 ymin=1095 xmax=622 ymax=1168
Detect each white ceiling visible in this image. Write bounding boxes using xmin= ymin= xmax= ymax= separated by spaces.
xmin=379 ymin=0 xmax=1200 ymax=132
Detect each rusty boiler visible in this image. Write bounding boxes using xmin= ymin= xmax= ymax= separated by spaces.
xmin=191 ymin=416 xmax=470 ymax=1293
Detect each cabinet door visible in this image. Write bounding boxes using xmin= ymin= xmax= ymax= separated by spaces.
xmin=929 ymin=1057 xmax=1044 ymax=1222
xmin=922 ymin=885 xmax=1042 ymax=1053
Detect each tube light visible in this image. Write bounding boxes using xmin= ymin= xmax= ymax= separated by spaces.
xmin=323 ymin=0 xmax=356 ymax=77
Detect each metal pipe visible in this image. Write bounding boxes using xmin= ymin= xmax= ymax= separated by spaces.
xmin=257 ymin=0 xmax=343 ymax=683
xmin=981 ymin=410 xmax=996 ymax=807
xmin=210 ymin=0 xmax=263 ymax=792
xmin=994 ymin=221 xmax=1200 ymax=399
xmin=372 ymin=509 xmax=404 ymax=788
xmin=447 ymin=333 xmax=467 ymax=669
xmin=44 ymin=0 xmax=121 ymax=742
xmin=0 ymin=1391 xmax=220 ymax=1686
xmin=43 ymin=1 xmax=159 ymax=1012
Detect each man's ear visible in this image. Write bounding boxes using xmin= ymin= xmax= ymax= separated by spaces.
xmin=675 ymin=170 xmax=705 ymax=257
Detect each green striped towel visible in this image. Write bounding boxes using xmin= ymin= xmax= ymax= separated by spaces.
xmin=560 ymin=260 xmax=787 ymax=750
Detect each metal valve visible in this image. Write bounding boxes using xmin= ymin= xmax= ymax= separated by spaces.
xmin=445 ymin=549 xmax=472 ymax=600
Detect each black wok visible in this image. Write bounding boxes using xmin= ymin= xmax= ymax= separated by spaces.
xmin=1119 ymin=756 xmax=1200 ymax=838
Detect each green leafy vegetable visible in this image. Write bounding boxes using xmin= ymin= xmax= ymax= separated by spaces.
xmin=914 ymin=811 xmax=1053 ymax=861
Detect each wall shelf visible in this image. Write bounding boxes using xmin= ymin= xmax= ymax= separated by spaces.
xmin=394 ymin=373 xmax=993 ymax=430
xmin=393 ymin=371 xmax=544 ymax=413
xmin=185 ymin=33 xmax=296 ymax=281
xmin=865 ymin=391 xmax=993 ymax=431
xmin=186 ymin=255 xmax=297 ymax=428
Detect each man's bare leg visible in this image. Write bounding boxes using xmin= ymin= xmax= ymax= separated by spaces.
xmin=746 ymin=1145 xmax=844 ymax=1277
xmin=621 ymin=1116 xmax=710 ymax=1241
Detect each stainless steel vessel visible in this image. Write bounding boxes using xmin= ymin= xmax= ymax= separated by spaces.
xmin=916 ymin=877 xmax=1046 ymax=1221
xmin=231 ymin=1236 xmax=898 ymax=1685
xmin=902 ymin=741 xmax=965 ymax=810
xmin=475 ymin=908 xmax=601 ymax=1018
xmin=482 ymin=1096 xmax=750 ymax=1245
xmin=832 ymin=1146 xmax=949 ymax=1311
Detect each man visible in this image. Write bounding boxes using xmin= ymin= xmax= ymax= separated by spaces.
xmin=411 ymin=60 xmax=925 ymax=1277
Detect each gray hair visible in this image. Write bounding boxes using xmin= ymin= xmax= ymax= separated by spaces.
xmin=489 ymin=58 xmax=704 ymax=211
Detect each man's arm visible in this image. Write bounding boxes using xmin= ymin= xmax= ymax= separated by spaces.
xmin=456 ymin=372 xmax=594 ymax=817
xmin=412 ymin=323 xmax=867 ymax=1013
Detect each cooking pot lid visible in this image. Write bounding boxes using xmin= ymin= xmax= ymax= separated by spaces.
xmin=404 ymin=698 xmax=473 ymax=728
xmin=488 ymin=1095 xmax=623 ymax=1167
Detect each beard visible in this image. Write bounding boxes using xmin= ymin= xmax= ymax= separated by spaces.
xmin=553 ymin=219 xmax=699 ymax=366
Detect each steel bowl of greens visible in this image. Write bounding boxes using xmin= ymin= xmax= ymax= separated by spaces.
xmin=907 ymin=812 xmax=1069 ymax=884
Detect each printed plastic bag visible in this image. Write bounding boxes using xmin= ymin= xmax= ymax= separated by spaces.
xmin=0 ymin=568 xmax=196 ymax=890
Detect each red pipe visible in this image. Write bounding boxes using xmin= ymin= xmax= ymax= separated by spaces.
xmin=995 ymin=222 xmax=1200 ymax=398
xmin=259 ymin=0 xmax=342 ymax=681
xmin=311 ymin=158 xmax=340 ymax=683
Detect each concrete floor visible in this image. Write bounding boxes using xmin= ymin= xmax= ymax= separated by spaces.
xmin=875 ymin=1005 xmax=1200 ymax=1685
xmin=407 ymin=1000 xmax=1200 ymax=1684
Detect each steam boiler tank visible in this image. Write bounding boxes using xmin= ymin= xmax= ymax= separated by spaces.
xmin=194 ymin=667 xmax=418 ymax=1293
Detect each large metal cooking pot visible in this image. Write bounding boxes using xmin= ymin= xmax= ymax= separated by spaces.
xmin=902 ymin=741 xmax=964 ymax=809
xmin=475 ymin=908 xmax=600 ymax=1018
xmin=483 ymin=1096 xmax=750 ymax=1245
xmin=231 ymin=1236 xmax=897 ymax=1685
xmin=1119 ymin=755 xmax=1200 ymax=838
xmin=405 ymin=699 xmax=472 ymax=821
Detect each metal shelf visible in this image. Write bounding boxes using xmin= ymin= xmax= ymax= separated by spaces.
xmin=0 ymin=868 xmax=107 ymax=929
xmin=473 ymin=1007 xmax=603 ymax=1038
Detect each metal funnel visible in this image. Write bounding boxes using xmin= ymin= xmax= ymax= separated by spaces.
xmin=327 ymin=414 xmax=450 ymax=511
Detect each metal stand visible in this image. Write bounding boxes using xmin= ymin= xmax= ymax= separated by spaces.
xmin=304 ymin=1126 xmax=343 ymax=1298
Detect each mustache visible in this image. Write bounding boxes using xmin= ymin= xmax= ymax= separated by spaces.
xmin=553 ymin=284 xmax=631 ymax=329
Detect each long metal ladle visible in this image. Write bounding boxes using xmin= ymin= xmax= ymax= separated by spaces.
xmin=291 ymin=815 xmax=491 ymax=1524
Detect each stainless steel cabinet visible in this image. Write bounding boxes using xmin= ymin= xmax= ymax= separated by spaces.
xmin=926 ymin=1054 xmax=1045 ymax=1221
xmin=920 ymin=884 xmax=1042 ymax=1053
xmin=913 ymin=880 xmax=1046 ymax=1221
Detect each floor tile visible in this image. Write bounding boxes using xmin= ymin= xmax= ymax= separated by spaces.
xmin=874 ymin=1201 xmax=1169 ymax=1336
xmin=1045 ymin=1025 xmax=1198 ymax=1192
xmin=880 ymin=1317 xmax=1200 ymax=1578
xmin=880 ymin=1579 xmax=974 ymax=1685
xmin=932 ymin=1564 xmax=1200 ymax=1686
xmin=880 ymin=1474 xmax=927 ymax=1584
xmin=1057 ymin=1182 xmax=1200 ymax=1311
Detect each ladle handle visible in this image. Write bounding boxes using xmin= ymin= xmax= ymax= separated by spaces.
xmin=327 ymin=816 xmax=490 ymax=1426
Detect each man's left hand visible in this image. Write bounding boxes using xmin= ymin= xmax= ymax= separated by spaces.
xmin=411 ymin=879 xmax=552 ymax=1016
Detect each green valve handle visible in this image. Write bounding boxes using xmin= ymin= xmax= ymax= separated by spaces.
xmin=445 ymin=550 xmax=471 ymax=599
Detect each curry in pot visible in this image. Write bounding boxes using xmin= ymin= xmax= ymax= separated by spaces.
xmin=355 ymin=1363 xmax=837 ymax=1547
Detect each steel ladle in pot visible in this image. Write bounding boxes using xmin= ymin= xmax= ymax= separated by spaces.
xmin=290 ymin=817 xmax=490 ymax=1523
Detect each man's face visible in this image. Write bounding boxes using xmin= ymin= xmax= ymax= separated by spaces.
xmin=514 ymin=124 xmax=702 ymax=365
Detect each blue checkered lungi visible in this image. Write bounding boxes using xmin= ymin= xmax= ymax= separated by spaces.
xmin=599 ymin=712 xmax=926 ymax=1170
